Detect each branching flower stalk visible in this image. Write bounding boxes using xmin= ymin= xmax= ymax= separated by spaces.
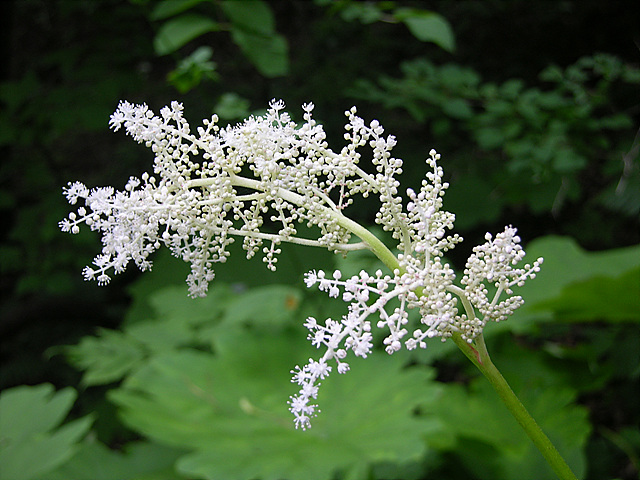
xmin=60 ymin=100 xmax=576 ymax=480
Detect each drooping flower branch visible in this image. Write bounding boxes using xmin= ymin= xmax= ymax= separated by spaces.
xmin=288 ymin=224 xmax=542 ymax=429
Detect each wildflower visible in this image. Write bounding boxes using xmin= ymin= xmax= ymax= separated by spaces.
xmin=61 ymin=100 xmax=541 ymax=428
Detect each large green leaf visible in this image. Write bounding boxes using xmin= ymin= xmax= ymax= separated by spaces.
xmin=394 ymin=8 xmax=455 ymax=52
xmin=44 ymin=440 xmax=186 ymax=480
xmin=109 ymin=329 xmax=443 ymax=480
xmin=0 ymin=384 xmax=93 ymax=480
xmin=523 ymin=237 xmax=640 ymax=308
xmin=229 ymin=28 xmax=289 ymax=77
xmin=533 ymin=266 xmax=640 ymax=322
xmin=65 ymin=284 xmax=232 ymax=385
xmin=221 ymin=0 xmax=289 ymax=77
xmin=220 ymin=0 xmax=275 ymax=36
xmin=64 ymin=281 xmax=306 ymax=387
xmin=154 ymin=13 xmax=220 ymax=55
xmin=64 ymin=328 xmax=147 ymax=386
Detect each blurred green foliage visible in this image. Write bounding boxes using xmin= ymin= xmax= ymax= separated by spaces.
xmin=38 ymin=239 xmax=640 ymax=479
xmin=0 ymin=384 xmax=93 ymax=480
xmin=1 ymin=0 xmax=639 ymax=479
xmin=350 ymin=54 xmax=640 ymax=233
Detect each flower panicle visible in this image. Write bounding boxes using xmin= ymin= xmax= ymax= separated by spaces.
xmin=292 ymin=222 xmax=541 ymax=428
xmin=60 ymin=100 xmax=543 ymax=430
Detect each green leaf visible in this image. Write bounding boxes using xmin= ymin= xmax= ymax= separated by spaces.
xmin=64 ymin=328 xmax=146 ymax=386
xmin=229 ymin=28 xmax=289 ymax=77
xmin=551 ymin=146 xmax=587 ymax=173
xmin=395 ymin=8 xmax=455 ymax=52
xmin=109 ymin=330 xmax=444 ymax=480
xmin=441 ymin=97 xmax=473 ymax=119
xmin=220 ymin=0 xmax=275 ymax=36
xmin=524 ymin=237 xmax=640 ymax=306
xmin=151 ymin=0 xmax=212 ymax=21
xmin=0 ymin=384 xmax=73 ymax=442
xmin=146 ymin=283 xmax=231 ymax=324
xmin=220 ymin=284 xmax=302 ymax=328
xmin=154 ymin=13 xmax=220 ymax=56
xmin=220 ymin=0 xmax=288 ymax=76
xmin=64 ymin=283 xmax=234 ymax=385
xmin=338 ymin=2 xmax=385 ymax=24
xmin=0 ymin=384 xmax=93 ymax=480
xmin=167 ymin=45 xmax=218 ymax=93
xmin=44 ymin=440 xmax=185 ymax=480
xmin=475 ymin=126 xmax=506 ymax=149
xmin=534 ymin=267 xmax=640 ymax=323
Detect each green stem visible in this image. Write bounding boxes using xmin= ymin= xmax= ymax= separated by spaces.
xmin=332 ymin=212 xmax=401 ymax=272
xmin=451 ymin=333 xmax=579 ymax=480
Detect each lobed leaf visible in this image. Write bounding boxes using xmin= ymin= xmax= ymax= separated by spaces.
xmin=44 ymin=440 xmax=186 ymax=480
xmin=109 ymin=329 xmax=444 ymax=480
xmin=430 ymin=351 xmax=590 ymax=479
xmin=0 ymin=384 xmax=93 ymax=480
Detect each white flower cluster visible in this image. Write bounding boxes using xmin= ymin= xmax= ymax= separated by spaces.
xmin=60 ymin=100 xmax=542 ymax=430
xmin=60 ymin=100 xmax=402 ymax=297
xmin=287 ymin=157 xmax=541 ymax=429
xmin=460 ymin=227 xmax=543 ymax=340
xmin=289 ymin=262 xmax=454 ymax=430
xmin=289 ymin=227 xmax=541 ymax=429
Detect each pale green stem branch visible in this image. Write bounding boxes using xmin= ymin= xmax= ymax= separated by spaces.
xmin=225 ymin=227 xmax=367 ymax=251
xmin=188 ymin=174 xmax=401 ymax=269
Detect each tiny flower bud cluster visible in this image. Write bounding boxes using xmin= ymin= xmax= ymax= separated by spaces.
xmin=460 ymin=226 xmax=543 ymax=340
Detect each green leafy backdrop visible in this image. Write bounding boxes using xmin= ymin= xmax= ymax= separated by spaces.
xmin=1 ymin=0 xmax=638 ymax=479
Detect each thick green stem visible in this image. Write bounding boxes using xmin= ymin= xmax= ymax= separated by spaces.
xmin=332 ymin=212 xmax=401 ymax=272
xmin=451 ymin=333 xmax=579 ymax=480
